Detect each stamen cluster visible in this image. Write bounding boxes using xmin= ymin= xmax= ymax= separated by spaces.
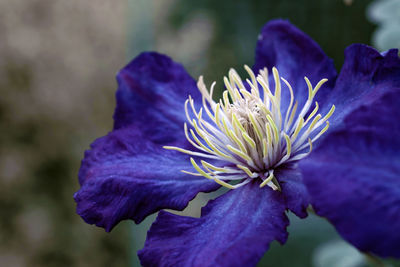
xmin=165 ymin=66 xmax=335 ymax=190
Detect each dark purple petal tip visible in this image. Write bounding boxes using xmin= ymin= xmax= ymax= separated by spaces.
xmin=322 ymin=44 xmax=400 ymax=131
xmin=301 ymin=90 xmax=400 ymax=258
xmin=254 ymin=19 xmax=337 ymax=113
xmin=138 ymin=182 xmax=289 ymax=267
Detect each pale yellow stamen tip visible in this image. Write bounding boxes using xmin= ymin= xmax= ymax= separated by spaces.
xmin=259 ymin=170 xmax=276 ymax=189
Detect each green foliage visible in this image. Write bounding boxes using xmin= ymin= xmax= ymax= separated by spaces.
xmin=169 ymin=0 xmax=375 ymax=83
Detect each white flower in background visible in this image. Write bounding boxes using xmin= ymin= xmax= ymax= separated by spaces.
xmin=367 ymin=0 xmax=400 ymax=51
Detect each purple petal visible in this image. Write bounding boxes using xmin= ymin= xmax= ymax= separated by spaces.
xmin=276 ymin=167 xmax=310 ymax=218
xmin=75 ymin=127 xmax=220 ymax=231
xmin=254 ymin=19 xmax=337 ymax=111
xmin=300 ymin=90 xmax=400 ymax=258
xmin=113 ymin=52 xmax=202 ymax=144
xmin=75 ymin=53 xmax=220 ymax=231
xmin=322 ymin=44 xmax=400 ymax=131
xmin=138 ymin=182 xmax=289 ymax=267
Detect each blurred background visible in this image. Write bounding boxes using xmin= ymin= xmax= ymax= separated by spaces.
xmin=0 ymin=0 xmax=399 ymax=266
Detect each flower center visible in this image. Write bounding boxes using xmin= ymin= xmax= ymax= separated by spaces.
xmin=164 ymin=66 xmax=335 ymax=190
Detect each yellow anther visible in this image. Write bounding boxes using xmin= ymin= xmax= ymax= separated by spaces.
xmin=244 ymin=65 xmax=258 ymax=93
xmin=287 ymin=101 xmax=298 ymax=129
xmin=193 ymin=121 xmax=232 ymax=159
xmin=234 ymin=88 xmax=242 ymax=101
xmin=307 ymin=114 xmax=322 ymax=133
xmin=257 ymin=76 xmax=274 ymax=101
xmin=224 ymin=76 xmax=237 ymax=102
xmin=242 ymin=131 xmax=256 ymax=148
xmin=201 ymin=160 xmax=228 ymax=173
xmin=248 ymin=112 xmax=264 ymax=142
xmin=272 ymin=67 xmax=281 ymax=107
xmin=188 ymin=95 xmax=199 ymax=117
xmin=214 ymin=103 xmax=222 ymax=128
xmin=281 ymin=77 xmax=294 ymax=125
xmin=262 ymin=138 xmax=269 ymax=159
xmin=232 ymin=113 xmax=246 ymax=133
xmin=198 ymin=79 xmax=216 ymax=121
xmin=190 ymin=158 xmax=214 ymax=179
xmin=181 ymin=170 xmax=203 ymax=176
xmin=189 ymin=128 xmax=211 ymax=152
xmin=322 ymin=105 xmax=335 ymax=122
xmin=266 ymin=115 xmax=279 ymax=143
xmin=304 ymin=102 xmax=319 ymax=125
xmin=305 ymin=77 xmax=328 ymax=99
xmin=223 ymin=90 xmax=230 ymax=108
xmin=305 ymin=77 xmax=313 ymax=101
xmin=250 ymin=87 xmax=260 ymax=99
xmin=229 ymin=68 xmax=245 ymax=90
xmin=239 ymin=89 xmax=254 ymax=100
xmin=221 ymin=114 xmax=232 ymax=135
xmin=191 ymin=120 xmax=206 ymax=138
xmin=163 ymin=145 xmax=182 ymax=151
xmin=163 ymin=146 xmax=214 ymax=159
xmin=307 ymin=138 xmax=313 ymax=153
xmin=246 ymin=79 xmax=259 ymax=95
xmin=312 ymin=78 xmax=328 ymax=97
xmin=227 ymin=145 xmax=252 ymax=162
xmin=209 ymin=81 xmax=216 ymax=99
xmin=214 ymin=178 xmax=235 ymax=189
xmin=319 ymin=121 xmax=330 ymax=136
xmin=197 ymin=108 xmax=203 ymax=121
xmin=284 ymin=134 xmax=291 ymax=157
xmin=184 ymin=99 xmax=194 ymax=126
xmin=202 ymin=102 xmax=216 ymax=125
xmin=236 ymin=164 xmax=254 ymax=177
xmin=219 ymin=99 xmax=226 ymax=113
xmin=184 ymin=123 xmax=196 ymax=143
xmin=259 ymin=170 xmax=275 ymax=188
xmin=292 ymin=117 xmax=304 ymax=141
xmin=259 ymin=67 xmax=269 ymax=88
xmin=228 ymin=129 xmax=247 ymax=153
xmin=205 ymin=139 xmax=232 ymax=160
xmin=311 ymin=121 xmax=330 ymax=143
xmin=266 ymin=123 xmax=273 ymax=146
xmin=259 ymin=104 xmax=273 ymax=118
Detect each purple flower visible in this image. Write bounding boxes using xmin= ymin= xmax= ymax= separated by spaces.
xmin=74 ymin=19 xmax=400 ymax=266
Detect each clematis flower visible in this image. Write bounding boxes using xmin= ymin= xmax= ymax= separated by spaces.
xmin=74 ymin=19 xmax=400 ymax=266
